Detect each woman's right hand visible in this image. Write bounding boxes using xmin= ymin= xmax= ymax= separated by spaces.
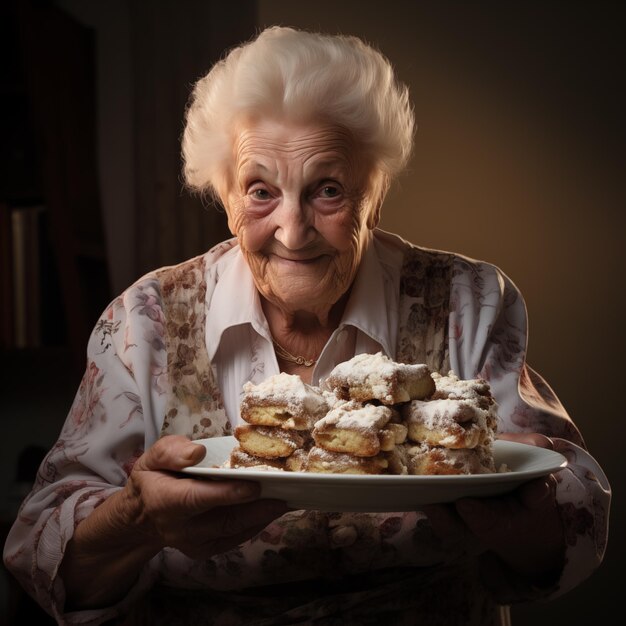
xmin=61 ymin=435 xmax=287 ymax=610
xmin=120 ymin=434 xmax=288 ymax=559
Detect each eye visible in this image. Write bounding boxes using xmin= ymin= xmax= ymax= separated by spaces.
xmin=252 ymin=188 xmax=271 ymax=200
xmin=247 ymin=182 xmax=273 ymax=202
xmin=309 ymin=180 xmax=345 ymax=215
xmin=312 ymin=180 xmax=343 ymax=201
xmin=320 ymin=185 xmax=340 ymax=198
xmin=244 ymin=181 xmax=277 ymax=216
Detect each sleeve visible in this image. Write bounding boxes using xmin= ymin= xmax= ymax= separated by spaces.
xmin=448 ymin=257 xmax=611 ymax=600
xmin=2 ymin=277 xmax=169 ymax=625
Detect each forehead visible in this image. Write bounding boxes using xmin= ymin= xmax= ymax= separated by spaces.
xmin=233 ymin=119 xmax=358 ymax=173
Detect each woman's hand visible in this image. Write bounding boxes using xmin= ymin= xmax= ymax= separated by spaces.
xmin=121 ymin=435 xmax=288 ymax=558
xmin=61 ymin=435 xmax=287 ymax=609
xmin=424 ymin=432 xmax=565 ymax=597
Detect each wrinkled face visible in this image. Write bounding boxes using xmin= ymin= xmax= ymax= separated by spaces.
xmin=224 ymin=119 xmax=376 ymax=318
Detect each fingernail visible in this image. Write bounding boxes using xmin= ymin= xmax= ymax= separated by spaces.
xmin=523 ymin=478 xmax=551 ymax=509
xmin=183 ymin=443 xmax=204 ymax=464
xmin=236 ymin=483 xmax=260 ymax=498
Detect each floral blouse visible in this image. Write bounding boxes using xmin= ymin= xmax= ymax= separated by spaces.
xmin=3 ymin=230 xmax=610 ymax=625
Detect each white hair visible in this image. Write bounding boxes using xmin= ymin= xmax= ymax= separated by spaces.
xmin=182 ymin=26 xmax=414 ymax=208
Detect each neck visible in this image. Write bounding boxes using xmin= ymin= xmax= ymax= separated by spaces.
xmin=262 ymin=292 xmax=349 ymax=362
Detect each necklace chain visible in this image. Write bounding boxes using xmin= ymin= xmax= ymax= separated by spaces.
xmin=272 ymin=339 xmax=317 ymax=367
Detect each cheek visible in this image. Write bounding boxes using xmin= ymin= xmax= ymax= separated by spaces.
xmin=229 ymin=205 xmax=273 ymax=253
xmin=320 ymin=209 xmax=363 ymax=253
xmin=240 ymin=221 xmax=272 ymax=253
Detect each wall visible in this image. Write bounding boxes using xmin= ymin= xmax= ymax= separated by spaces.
xmin=56 ymin=0 xmax=135 ymax=295
xmin=257 ymin=1 xmax=623 ymax=624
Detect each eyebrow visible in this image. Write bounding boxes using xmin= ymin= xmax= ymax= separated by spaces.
xmin=303 ymin=157 xmax=349 ymax=177
xmin=306 ymin=157 xmax=345 ymax=169
xmin=239 ymin=161 xmax=270 ymax=174
xmin=238 ymin=158 xmax=347 ymax=181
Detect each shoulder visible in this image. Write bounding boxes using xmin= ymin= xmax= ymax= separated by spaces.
xmin=153 ymin=238 xmax=239 ymax=293
xmin=374 ymin=229 xmax=506 ymax=302
xmin=375 ymin=228 xmax=489 ymax=283
xmin=374 ymin=229 xmax=525 ymax=320
xmin=374 ymin=229 xmax=456 ymax=268
xmin=92 ymin=239 xmax=239 ymax=355
xmin=374 ymin=228 xmax=521 ymax=299
xmin=450 ymin=252 xmax=524 ymax=315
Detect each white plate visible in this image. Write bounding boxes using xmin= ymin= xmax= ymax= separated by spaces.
xmin=182 ymin=437 xmax=568 ymax=512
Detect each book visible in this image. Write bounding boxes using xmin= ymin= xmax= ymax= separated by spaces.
xmin=0 ymin=202 xmax=13 ymax=348
xmin=10 ymin=205 xmax=44 ymax=348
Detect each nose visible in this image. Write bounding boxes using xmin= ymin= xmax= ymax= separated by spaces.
xmin=274 ymin=194 xmax=314 ymax=250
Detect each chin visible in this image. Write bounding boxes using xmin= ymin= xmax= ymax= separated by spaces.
xmin=256 ymin=256 xmax=358 ymax=314
xmin=272 ymin=285 xmax=338 ymax=312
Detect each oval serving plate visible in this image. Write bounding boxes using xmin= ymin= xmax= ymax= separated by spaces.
xmin=181 ymin=436 xmax=567 ymax=512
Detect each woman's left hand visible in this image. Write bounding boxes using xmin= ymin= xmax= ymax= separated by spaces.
xmin=424 ymin=432 xmax=565 ymax=592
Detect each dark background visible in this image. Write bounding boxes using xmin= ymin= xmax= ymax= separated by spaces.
xmin=1 ymin=1 xmax=623 ymax=624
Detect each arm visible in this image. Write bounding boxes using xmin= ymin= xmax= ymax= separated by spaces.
xmin=445 ymin=258 xmax=611 ymax=601
xmin=60 ymin=435 xmax=286 ymax=610
xmin=3 ymin=280 xmax=286 ymax=622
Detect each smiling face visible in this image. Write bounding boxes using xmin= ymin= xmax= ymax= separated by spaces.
xmin=224 ymin=119 xmax=377 ymax=322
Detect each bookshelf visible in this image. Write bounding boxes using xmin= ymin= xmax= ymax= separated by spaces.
xmin=1 ymin=203 xmax=68 ymax=350
xmin=1 ymin=1 xmax=112 ymax=378
xmin=1 ymin=2 xmax=110 ymax=622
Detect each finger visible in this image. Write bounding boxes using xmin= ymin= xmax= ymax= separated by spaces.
xmin=455 ymin=479 xmax=558 ymax=544
xmin=497 ymin=432 xmax=554 ymax=449
xmin=455 ymin=496 xmax=513 ymax=540
xmin=516 ymin=475 xmax=557 ymax=511
xmin=198 ymin=498 xmax=288 ymax=537
xmin=135 ymin=435 xmax=205 ymax=473
xmin=189 ymin=477 xmax=266 ymax=507
xmin=421 ymin=503 xmax=465 ymax=539
xmin=181 ymin=499 xmax=288 ymax=557
xmin=145 ymin=477 xmax=267 ymax=519
xmin=421 ymin=503 xmax=484 ymax=555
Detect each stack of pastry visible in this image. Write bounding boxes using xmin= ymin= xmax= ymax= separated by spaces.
xmin=309 ymin=353 xmax=436 ymax=474
xmin=397 ymin=371 xmax=498 ymax=475
xmin=229 ymin=353 xmax=499 ymax=475
xmin=231 ymin=372 xmax=328 ymax=471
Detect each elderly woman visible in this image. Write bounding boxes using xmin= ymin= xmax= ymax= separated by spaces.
xmin=4 ymin=26 xmax=609 ymax=625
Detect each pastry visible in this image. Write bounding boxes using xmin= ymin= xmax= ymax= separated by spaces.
xmin=305 ymin=446 xmax=390 ymax=474
xmin=240 ymin=372 xmax=329 ymax=430
xmin=321 ymin=352 xmax=435 ymax=405
xmin=401 ymin=398 xmax=492 ymax=449
xmin=234 ymin=424 xmax=308 ymax=458
xmin=312 ymin=402 xmax=406 ymax=456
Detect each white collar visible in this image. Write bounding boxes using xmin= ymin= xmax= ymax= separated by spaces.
xmin=205 ymin=245 xmax=271 ymax=361
xmin=338 ymin=234 xmax=399 ymax=359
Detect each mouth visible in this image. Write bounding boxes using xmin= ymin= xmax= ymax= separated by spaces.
xmin=271 ymin=253 xmax=325 ymax=265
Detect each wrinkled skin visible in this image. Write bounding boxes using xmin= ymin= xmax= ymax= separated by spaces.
xmin=224 ymin=118 xmax=376 ymax=326
xmin=61 ymin=436 xmax=287 ymax=609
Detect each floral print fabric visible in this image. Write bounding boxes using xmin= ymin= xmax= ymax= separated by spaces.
xmin=3 ymin=231 xmax=610 ymax=625
xmin=156 ymin=255 xmax=232 ymax=440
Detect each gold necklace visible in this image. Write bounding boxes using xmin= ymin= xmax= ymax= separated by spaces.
xmin=272 ymin=339 xmax=317 ymax=367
